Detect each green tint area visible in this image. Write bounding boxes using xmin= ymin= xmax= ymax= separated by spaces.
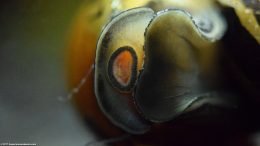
xmin=0 ymin=1 xmax=99 ymax=146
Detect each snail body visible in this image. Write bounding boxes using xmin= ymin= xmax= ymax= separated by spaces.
xmin=67 ymin=0 xmax=260 ymax=145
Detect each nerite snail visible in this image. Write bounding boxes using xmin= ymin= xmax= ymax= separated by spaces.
xmin=67 ymin=0 xmax=260 ymax=145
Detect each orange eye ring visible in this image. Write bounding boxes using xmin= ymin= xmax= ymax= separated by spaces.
xmin=108 ymin=46 xmax=138 ymax=92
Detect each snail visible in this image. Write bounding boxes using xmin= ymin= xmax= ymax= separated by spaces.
xmin=67 ymin=0 xmax=260 ymax=145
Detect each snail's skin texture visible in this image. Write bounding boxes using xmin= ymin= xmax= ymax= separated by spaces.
xmin=134 ymin=9 xmax=228 ymax=123
xmin=95 ymin=3 xmax=230 ymax=134
xmin=67 ymin=0 xmax=260 ymax=145
xmin=94 ymin=5 xmax=231 ymax=133
xmin=95 ymin=8 xmax=154 ymax=134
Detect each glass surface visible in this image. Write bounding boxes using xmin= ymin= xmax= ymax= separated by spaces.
xmin=0 ymin=1 xmax=99 ymax=146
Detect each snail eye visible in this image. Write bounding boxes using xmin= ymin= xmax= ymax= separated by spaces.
xmin=108 ymin=46 xmax=137 ymax=91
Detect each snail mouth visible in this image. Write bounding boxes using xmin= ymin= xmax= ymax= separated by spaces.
xmin=182 ymin=92 xmax=236 ymax=114
xmin=134 ymin=76 xmax=237 ymax=123
xmin=171 ymin=95 xmax=238 ymax=126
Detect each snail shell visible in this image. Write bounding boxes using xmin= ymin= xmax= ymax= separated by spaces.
xmin=218 ymin=0 xmax=260 ymax=43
